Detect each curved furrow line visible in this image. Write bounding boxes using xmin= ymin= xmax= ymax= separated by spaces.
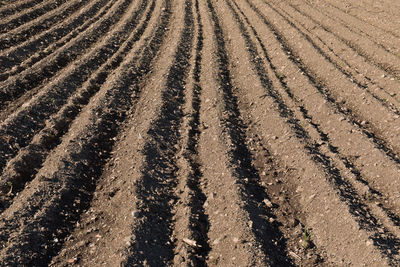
xmin=244 ymin=0 xmax=400 ymax=218
xmin=323 ymin=0 xmax=400 ymax=40
xmin=247 ymin=0 xmax=400 ymax=165
xmin=240 ymin=0 xmax=399 ymax=232
xmin=265 ymin=2 xmax=400 ymax=116
xmin=0 ymin=0 xmax=147 ymax=175
xmin=0 ymin=0 xmax=91 ymax=51
xmin=0 ymin=0 xmax=116 ymax=82
xmin=205 ymin=0 xmax=298 ymax=265
xmin=0 ymin=1 xmax=172 ymax=265
xmin=301 ymin=0 xmax=400 ymax=60
xmin=0 ymin=0 xmax=103 ymax=66
xmin=170 ymin=0 xmax=210 ymax=264
xmin=233 ymin=0 xmax=400 ymax=236
xmin=0 ymin=0 xmax=157 ymax=213
xmin=326 ymin=0 xmax=400 ymax=38
xmin=285 ymin=0 xmax=400 ymax=80
xmin=0 ymin=0 xmax=44 ymax=19
xmin=0 ymin=0 xmax=131 ymax=110
xmin=47 ymin=2 xmax=174 ymax=266
xmin=123 ymin=0 xmax=195 ymax=265
xmin=0 ymin=0 xmax=68 ymax=34
xmin=356 ymin=0 xmax=400 ymax=12
xmin=227 ymin=0 xmax=400 ymax=264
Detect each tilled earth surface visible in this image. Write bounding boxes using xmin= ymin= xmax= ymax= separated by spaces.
xmin=0 ymin=0 xmax=399 ymax=266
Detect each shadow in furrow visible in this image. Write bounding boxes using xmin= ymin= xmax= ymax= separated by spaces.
xmin=183 ymin=0 xmax=210 ymax=264
xmin=0 ymin=0 xmax=44 ymax=18
xmin=0 ymin=0 xmax=148 ymax=174
xmin=233 ymin=2 xmax=400 ymax=229
xmin=231 ymin=0 xmax=400 ymax=264
xmin=266 ymin=2 xmax=400 ymax=117
xmin=0 ymin=0 xmax=68 ymax=34
xmin=0 ymin=0 xmax=157 ymax=213
xmin=206 ymin=0 xmax=295 ymax=265
xmin=248 ymin=0 xmax=400 ymax=167
xmin=124 ymin=0 xmax=194 ymax=265
xmin=0 ymin=1 xmax=172 ymax=265
xmin=0 ymin=0 xmax=109 ymax=70
xmin=0 ymin=0 xmax=132 ymax=110
xmin=0 ymin=0 xmax=90 ymax=51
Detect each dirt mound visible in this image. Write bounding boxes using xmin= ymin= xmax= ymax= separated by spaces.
xmin=0 ymin=0 xmax=399 ymax=265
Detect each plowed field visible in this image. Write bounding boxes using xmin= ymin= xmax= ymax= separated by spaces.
xmin=0 ymin=0 xmax=399 ymax=265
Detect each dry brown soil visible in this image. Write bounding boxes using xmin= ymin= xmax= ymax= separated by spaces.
xmin=0 ymin=0 xmax=399 ymax=266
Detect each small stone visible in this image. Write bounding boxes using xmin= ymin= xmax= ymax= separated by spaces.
xmin=263 ymin=199 xmax=273 ymax=208
xmin=67 ymin=258 xmax=77 ymax=264
xmin=132 ymin=210 xmax=139 ymax=218
xmin=183 ymin=238 xmax=198 ymax=247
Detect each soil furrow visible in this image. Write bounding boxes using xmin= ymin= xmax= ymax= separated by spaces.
xmin=171 ymin=0 xmax=210 ymax=264
xmin=213 ymin=1 xmax=398 ymax=265
xmin=247 ymin=0 xmax=400 ymax=165
xmin=0 ymin=0 xmax=116 ymax=82
xmin=0 ymin=0 xmax=147 ymax=177
xmin=205 ymin=0 xmax=297 ymax=265
xmin=0 ymin=1 xmax=172 ymax=265
xmin=48 ymin=1 xmax=175 ymax=265
xmin=0 ymin=0 xmax=68 ymax=34
xmin=1 ymin=0 xmax=399 ymax=265
xmin=123 ymin=0 xmax=194 ymax=265
xmin=0 ymin=0 xmax=44 ymax=19
xmin=300 ymin=0 xmax=400 ymax=61
xmin=0 ymin=0 xmax=156 ymax=213
xmin=225 ymin=0 xmax=400 ymax=264
xmin=233 ymin=0 xmax=400 ymax=235
xmin=316 ymin=0 xmax=400 ymax=54
xmin=0 ymin=0 xmax=107 ymax=71
xmin=264 ymin=2 xmax=400 ymax=116
xmin=0 ymin=0 xmax=132 ymax=110
xmin=0 ymin=0 xmax=91 ymax=51
xmin=285 ymin=0 xmax=400 ymax=80
xmin=325 ymin=0 xmax=400 ymax=39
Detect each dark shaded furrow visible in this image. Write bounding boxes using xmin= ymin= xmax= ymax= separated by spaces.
xmin=235 ymin=1 xmax=400 ymax=230
xmin=0 ymin=0 xmax=44 ymax=19
xmin=241 ymin=0 xmax=400 ymax=263
xmin=0 ymin=0 xmax=68 ymax=34
xmin=234 ymin=0 xmax=400 ymax=234
xmin=207 ymin=0 xmax=295 ymax=265
xmin=0 ymin=1 xmax=172 ymax=265
xmin=0 ymin=0 xmax=157 ymax=212
xmin=0 ymin=0 xmax=116 ymax=82
xmin=181 ymin=0 xmax=210 ymax=263
xmin=0 ymin=0 xmax=90 ymax=51
xmin=0 ymin=0 xmax=107 ymax=71
xmin=0 ymin=0 xmax=131 ymax=110
xmin=124 ymin=0 xmax=194 ymax=265
xmin=249 ymin=0 xmax=400 ymax=167
xmin=0 ymin=0 xmax=147 ymax=175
